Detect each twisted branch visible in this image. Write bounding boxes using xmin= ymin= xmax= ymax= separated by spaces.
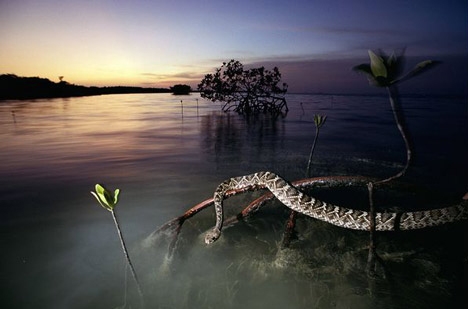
xmin=149 ymin=175 xmax=376 ymax=262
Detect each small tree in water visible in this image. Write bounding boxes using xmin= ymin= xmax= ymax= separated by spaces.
xmin=90 ymin=184 xmax=145 ymax=307
xmin=353 ymin=49 xmax=440 ymax=183
xmin=353 ymin=49 xmax=440 ymax=275
xmin=198 ymin=59 xmax=288 ymax=115
xmin=171 ymin=84 xmax=191 ymax=95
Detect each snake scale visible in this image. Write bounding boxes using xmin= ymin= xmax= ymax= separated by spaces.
xmin=205 ymin=171 xmax=468 ymax=244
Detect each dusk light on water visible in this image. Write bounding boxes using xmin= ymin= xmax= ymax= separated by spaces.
xmin=1 ymin=93 xmax=467 ymax=308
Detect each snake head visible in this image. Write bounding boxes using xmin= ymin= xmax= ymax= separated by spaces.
xmin=204 ymin=228 xmax=221 ymax=245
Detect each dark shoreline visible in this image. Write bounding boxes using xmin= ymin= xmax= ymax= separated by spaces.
xmin=0 ymin=74 xmax=172 ymax=100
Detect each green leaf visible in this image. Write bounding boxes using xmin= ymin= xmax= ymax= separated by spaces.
xmin=90 ymin=191 xmax=102 ymax=206
xmin=96 ymin=184 xmax=111 ymax=207
xmin=352 ymin=64 xmax=382 ymax=86
xmin=368 ymin=50 xmax=387 ymax=78
xmin=313 ymin=114 xmax=327 ymax=128
xmin=393 ymin=60 xmax=441 ymax=84
xmin=90 ymin=191 xmax=111 ymax=211
xmin=386 ymin=51 xmax=399 ymax=80
xmin=94 ymin=184 xmax=106 ymax=202
xmin=352 ymin=64 xmax=373 ymax=76
xmin=91 ymin=184 xmax=120 ymax=211
xmin=114 ymin=189 xmax=120 ymax=205
xmin=386 ymin=51 xmax=397 ymax=68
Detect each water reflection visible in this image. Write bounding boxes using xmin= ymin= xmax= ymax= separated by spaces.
xmin=0 ymin=93 xmax=466 ymax=308
xmin=0 ymin=95 xmax=205 ymax=184
xmin=200 ymin=112 xmax=288 ymax=172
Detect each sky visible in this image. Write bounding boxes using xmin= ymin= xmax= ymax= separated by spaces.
xmin=1 ymin=0 xmax=467 ymax=94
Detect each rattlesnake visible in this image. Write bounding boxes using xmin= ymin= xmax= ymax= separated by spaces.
xmin=205 ymin=171 xmax=467 ymax=244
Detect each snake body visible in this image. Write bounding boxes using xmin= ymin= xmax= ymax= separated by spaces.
xmin=205 ymin=171 xmax=467 ymax=244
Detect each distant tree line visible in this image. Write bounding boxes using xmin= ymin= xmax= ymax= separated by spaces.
xmin=0 ymin=74 xmax=172 ymax=100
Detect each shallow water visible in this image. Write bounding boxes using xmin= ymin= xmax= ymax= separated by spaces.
xmin=0 ymin=93 xmax=467 ymax=308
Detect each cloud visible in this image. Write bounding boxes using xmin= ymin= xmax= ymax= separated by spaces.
xmin=139 ymin=70 xmax=207 ymax=88
xmin=295 ymin=25 xmax=404 ymax=39
xmin=141 ymin=71 xmax=205 ymax=80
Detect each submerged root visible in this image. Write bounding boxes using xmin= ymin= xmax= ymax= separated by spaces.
xmin=147 ymin=173 xmax=466 ymax=286
xmin=149 ymin=175 xmax=376 ymax=262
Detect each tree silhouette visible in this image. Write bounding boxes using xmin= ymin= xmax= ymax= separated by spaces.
xmin=170 ymin=84 xmax=191 ymax=95
xmin=198 ymin=60 xmax=288 ymax=115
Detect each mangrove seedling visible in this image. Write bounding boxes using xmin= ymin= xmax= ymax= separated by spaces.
xmin=306 ymin=114 xmax=327 ymax=178
xmin=353 ymin=49 xmax=439 ymax=276
xmin=90 ymin=184 xmax=145 ymax=307
xmin=282 ymin=113 xmax=327 ymax=248
xmin=353 ymin=49 xmax=440 ymax=183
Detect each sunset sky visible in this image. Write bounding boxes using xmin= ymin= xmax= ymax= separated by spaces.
xmin=1 ymin=0 xmax=467 ymax=94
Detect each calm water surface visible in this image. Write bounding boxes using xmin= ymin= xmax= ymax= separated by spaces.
xmin=1 ymin=93 xmax=467 ymax=308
